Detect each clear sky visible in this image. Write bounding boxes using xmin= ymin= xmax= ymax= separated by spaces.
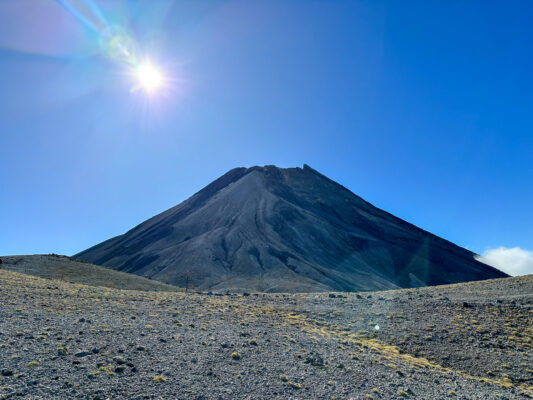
xmin=0 ymin=1 xmax=532 ymax=273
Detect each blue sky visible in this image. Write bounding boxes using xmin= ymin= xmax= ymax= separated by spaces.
xmin=0 ymin=1 xmax=532 ymax=273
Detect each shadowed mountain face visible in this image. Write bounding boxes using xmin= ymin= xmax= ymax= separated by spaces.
xmin=75 ymin=165 xmax=507 ymax=292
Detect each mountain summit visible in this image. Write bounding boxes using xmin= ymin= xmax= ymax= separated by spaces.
xmin=75 ymin=165 xmax=506 ymax=292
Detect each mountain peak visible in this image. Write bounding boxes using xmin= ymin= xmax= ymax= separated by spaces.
xmin=75 ymin=165 xmax=507 ymax=292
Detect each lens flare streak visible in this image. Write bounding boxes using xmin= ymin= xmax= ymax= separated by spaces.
xmin=56 ymin=0 xmax=168 ymax=95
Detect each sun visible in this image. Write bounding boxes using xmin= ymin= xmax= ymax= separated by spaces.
xmin=136 ymin=63 xmax=163 ymax=91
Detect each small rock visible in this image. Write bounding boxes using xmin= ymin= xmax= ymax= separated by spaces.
xmin=75 ymin=351 xmax=90 ymax=358
xmin=329 ymin=294 xmax=336 ymax=298
xmin=1 ymin=370 xmax=13 ymax=377
xmin=305 ymin=353 xmax=325 ymax=368
xmin=113 ymin=356 xmax=126 ymax=365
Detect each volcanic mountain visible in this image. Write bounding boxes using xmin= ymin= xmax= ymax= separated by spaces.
xmin=75 ymin=165 xmax=506 ymax=292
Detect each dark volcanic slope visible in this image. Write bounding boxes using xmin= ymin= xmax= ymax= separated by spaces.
xmin=75 ymin=165 xmax=506 ymax=292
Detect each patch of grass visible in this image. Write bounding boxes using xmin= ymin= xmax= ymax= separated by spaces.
xmin=98 ymin=365 xmax=114 ymax=372
xmin=231 ymin=351 xmax=242 ymax=360
xmin=153 ymin=375 xmax=167 ymax=383
xmin=287 ymin=381 xmax=302 ymax=389
xmin=501 ymin=377 xmax=513 ymax=388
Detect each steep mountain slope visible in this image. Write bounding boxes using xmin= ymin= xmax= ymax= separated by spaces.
xmin=75 ymin=164 xmax=507 ymax=292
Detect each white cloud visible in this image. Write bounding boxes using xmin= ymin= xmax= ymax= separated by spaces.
xmin=475 ymin=247 xmax=533 ymax=276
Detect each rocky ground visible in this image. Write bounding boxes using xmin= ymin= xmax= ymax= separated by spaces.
xmin=0 ymin=269 xmax=531 ymax=399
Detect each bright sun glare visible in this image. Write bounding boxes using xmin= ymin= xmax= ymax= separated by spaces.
xmin=136 ymin=63 xmax=163 ymax=91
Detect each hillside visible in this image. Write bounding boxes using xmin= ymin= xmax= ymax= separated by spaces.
xmin=0 ymin=254 xmax=180 ymax=292
xmin=0 ymin=270 xmax=531 ymax=399
xmin=76 ymin=164 xmax=507 ymax=292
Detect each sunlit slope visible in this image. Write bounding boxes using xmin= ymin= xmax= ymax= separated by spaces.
xmin=0 ymin=254 xmax=180 ymax=292
xmin=76 ymin=164 xmax=507 ymax=292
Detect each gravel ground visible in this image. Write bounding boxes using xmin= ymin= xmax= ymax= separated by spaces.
xmin=0 ymin=270 xmax=531 ymax=399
